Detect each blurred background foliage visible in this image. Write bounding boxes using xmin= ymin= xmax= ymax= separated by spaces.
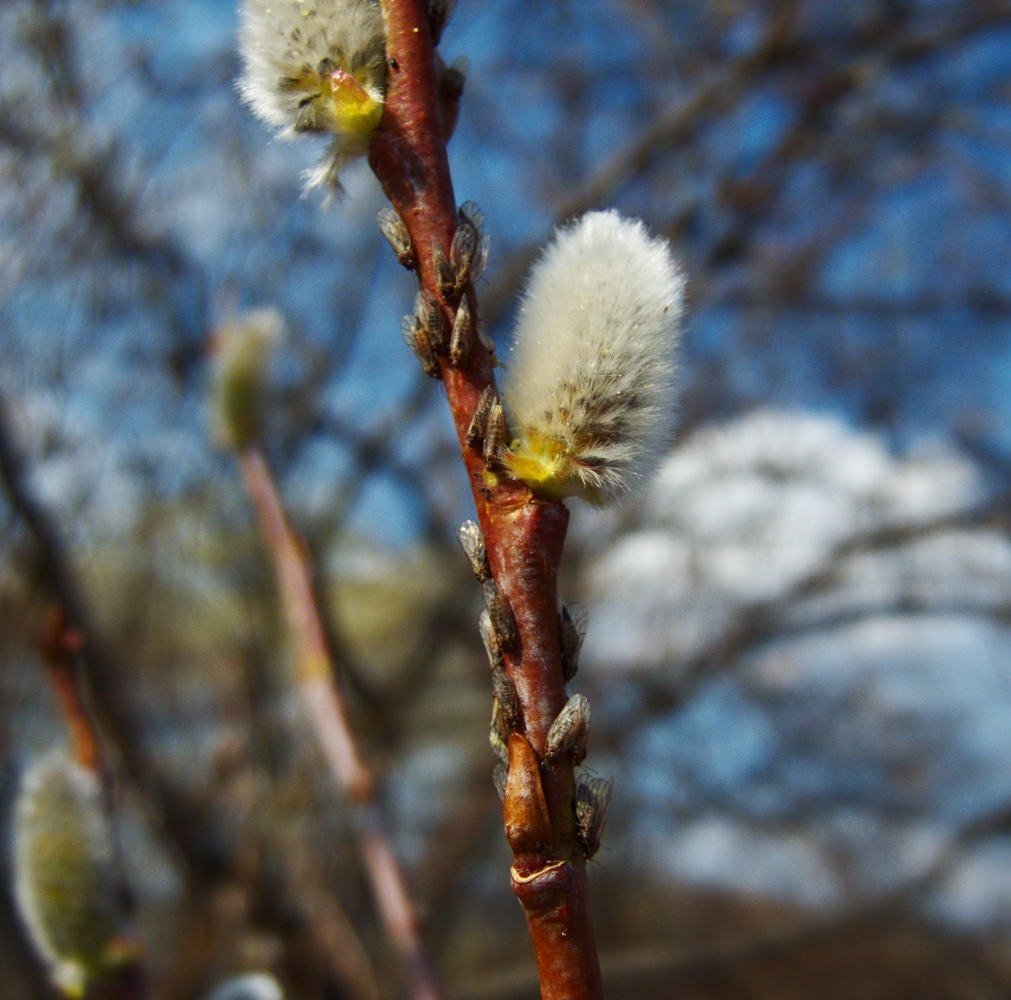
xmin=2 ymin=0 xmax=1011 ymax=997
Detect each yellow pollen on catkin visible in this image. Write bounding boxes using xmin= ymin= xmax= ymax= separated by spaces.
xmin=503 ymin=431 xmax=590 ymax=503
xmin=329 ymin=70 xmax=383 ymax=142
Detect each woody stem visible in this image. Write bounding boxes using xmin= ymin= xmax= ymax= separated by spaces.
xmin=369 ymin=2 xmax=604 ymax=997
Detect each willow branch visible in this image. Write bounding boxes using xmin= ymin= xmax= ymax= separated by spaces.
xmin=0 ymin=394 xmax=371 ymax=1000
xmin=369 ymin=2 xmax=603 ymax=997
xmin=236 ymin=447 xmax=442 ymax=1000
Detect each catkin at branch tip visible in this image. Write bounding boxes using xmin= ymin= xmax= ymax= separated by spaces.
xmin=501 ymin=210 xmax=685 ymax=506
xmin=212 ymin=307 xmax=285 ymax=451
xmin=237 ymin=0 xmax=387 ymax=194
xmin=12 ymin=751 xmax=124 ymax=998
xmin=237 ymin=0 xmax=458 ymax=196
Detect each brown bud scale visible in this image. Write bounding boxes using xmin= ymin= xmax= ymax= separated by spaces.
xmin=503 ymin=733 xmax=552 ymax=856
xmin=483 ymin=401 xmax=507 ymax=468
xmin=400 ymin=315 xmax=440 ymax=378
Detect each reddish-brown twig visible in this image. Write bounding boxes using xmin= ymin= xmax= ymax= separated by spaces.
xmin=40 ymin=605 xmax=100 ymax=775
xmin=237 ymin=447 xmax=442 ymax=1000
xmin=369 ymin=2 xmax=603 ymax=997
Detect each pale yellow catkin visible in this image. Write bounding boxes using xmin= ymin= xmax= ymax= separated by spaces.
xmin=12 ymin=752 xmax=124 ymax=998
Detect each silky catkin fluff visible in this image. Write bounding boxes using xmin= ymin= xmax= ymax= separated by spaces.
xmin=502 ymin=210 xmax=685 ymax=505
xmin=13 ymin=752 xmax=123 ymax=998
xmin=237 ymin=0 xmax=387 ymax=193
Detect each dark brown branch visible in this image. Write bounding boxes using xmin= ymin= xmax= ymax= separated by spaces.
xmin=369 ymin=2 xmax=603 ymax=996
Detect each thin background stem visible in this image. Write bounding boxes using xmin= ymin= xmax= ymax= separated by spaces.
xmin=237 ymin=448 xmax=442 ymax=1000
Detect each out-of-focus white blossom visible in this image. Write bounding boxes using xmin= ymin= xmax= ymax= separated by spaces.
xmin=581 ymin=410 xmax=989 ymax=672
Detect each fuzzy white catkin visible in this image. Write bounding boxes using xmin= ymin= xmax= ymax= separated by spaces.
xmin=502 ymin=210 xmax=685 ymax=505
xmin=12 ymin=752 xmax=122 ymax=998
xmin=237 ymin=0 xmax=387 ymax=192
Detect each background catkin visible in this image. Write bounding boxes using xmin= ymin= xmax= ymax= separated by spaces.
xmin=12 ymin=751 xmax=123 ymax=998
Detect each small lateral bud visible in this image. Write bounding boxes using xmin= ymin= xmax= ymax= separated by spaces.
xmin=491 ymin=668 xmax=521 ymax=732
xmin=414 ymin=290 xmax=446 ymax=353
xmin=575 ymin=774 xmax=613 ymax=860
xmin=489 ymin=701 xmax=510 ymax=764
xmin=492 ymin=763 xmax=508 ymax=803
xmin=457 ymin=520 xmax=490 ymax=582
xmin=401 ymin=315 xmax=440 ymax=379
xmin=503 ymin=733 xmax=552 ymax=856
xmin=478 ymin=608 xmax=504 ymax=670
xmin=467 ymin=386 xmax=496 ymax=449
xmin=559 ymin=602 xmax=589 ymax=683
xmin=432 ymin=243 xmax=456 ymax=300
xmin=459 ymin=202 xmax=491 ymax=284
xmin=450 ymin=296 xmax=472 ymax=366
xmin=545 ymin=693 xmax=591 ymax=764
xmin=483 ymin=401 xmax=507 ymax=469
xmin=451 ymin=221 xmax=477 ymax=291
xmin=377 ymin=207 xmax=414 ymax=269
xmin=483 ymin=578 xmax=517 ymax=650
